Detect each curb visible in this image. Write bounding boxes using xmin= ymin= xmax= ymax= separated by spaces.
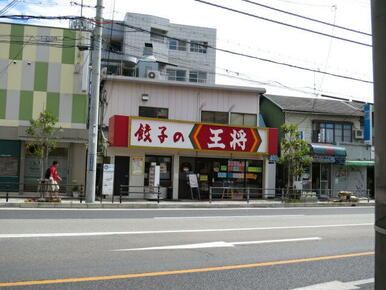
xmin=0 ymin=202 xmax=375 ymax=209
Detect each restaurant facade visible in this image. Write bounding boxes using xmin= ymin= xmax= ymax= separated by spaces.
xmin=102 ymin=77 xmax=278 ymax=200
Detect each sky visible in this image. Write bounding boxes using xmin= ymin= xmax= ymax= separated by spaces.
xmin=3 ymin=0 xmax=373 ymax=102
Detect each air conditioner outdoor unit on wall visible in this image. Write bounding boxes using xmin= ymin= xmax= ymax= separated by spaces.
xmin=147 ymin=70 xmax=160 ymax=79
xmin=354 ymin=129 xmax=364 ymax=139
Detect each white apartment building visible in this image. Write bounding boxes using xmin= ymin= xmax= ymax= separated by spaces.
xmin=102 ymin=12 xmax=216 ymax=84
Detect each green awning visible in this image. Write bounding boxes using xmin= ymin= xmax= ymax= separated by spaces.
xmin=345 ymin=160 xmax=375 ymax=166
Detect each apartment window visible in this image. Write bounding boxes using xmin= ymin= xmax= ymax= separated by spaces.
xmin=166 ymin=69 xmax=186 ymax=81
xmin=139 ymin=106 xmax=168 ymax=119
xmin=169 ymin=38 xmax=187 ymax=51
xmin=190 ymin=41 xmax=208 ymax=53
xmin=201 ymin=111 xmax=229 ymax=124
xmin=312 ymin=121 xmax=352 ymax=143
xmin=230 ymin=113 xmax=257 ymax=127
xmin=189 ymin=71 xmax=207 ymax=83
xmin=150 ymin=27 xmax=166 ymax=43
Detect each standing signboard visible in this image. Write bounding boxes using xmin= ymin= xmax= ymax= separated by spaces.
xmin=102 ymin=164 xmax=114 ymax=196
xmin=364 ymin=104 xmax=373 ymax=144
xmin=146 ymin=164 xmax=161 ymax=199
xmin=188 ymin=174 xmax=198 ymax=188
xmin=188 ymin=173 xmax=200 ymax=200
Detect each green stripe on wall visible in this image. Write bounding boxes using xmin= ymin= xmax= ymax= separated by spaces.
xmin=72 ymin=94 xmax=87 ymax=123
xmin=46 ymin=92 xmax=60 ymax=119
xmin=9 ymin=24 xmax=24 ymax=60
xmin=19 ymin=91 xmax=33 ymax=121
xmin=62 ymin=30 xmax=76 ymax=64
xmin=34 ymin=62 xmax=48 ymax=91
xmin=0 ymin=89 xmax=6 ymax=119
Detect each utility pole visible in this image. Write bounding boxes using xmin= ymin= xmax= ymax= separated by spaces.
xmin=86 ymin=0 xmax=103 ymax=203
xmin=372 ymin=1 xmax=386 ymax=289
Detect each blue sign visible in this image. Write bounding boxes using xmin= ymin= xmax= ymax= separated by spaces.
xmin=364 ymin=104 xmax=372 ymax=143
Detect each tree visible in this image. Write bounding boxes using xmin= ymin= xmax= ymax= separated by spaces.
xmin=25 ymin=110 xmax=62 ymax=179
xmin=278 ymin=124 xmax=312 ymax=194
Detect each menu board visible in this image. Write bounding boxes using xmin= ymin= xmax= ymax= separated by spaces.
xmin=102 ymin=164 xmax=114 ymax=196
xmin=188 ymin=174 xmax=199 ymax=188
xmin=131 ymin=157 xmax=144 ymax=175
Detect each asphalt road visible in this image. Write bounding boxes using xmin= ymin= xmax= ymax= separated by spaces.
xmin=0 ymin=207 xmax=374 ymax=289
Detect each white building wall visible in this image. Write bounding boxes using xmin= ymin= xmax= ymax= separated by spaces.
xmin=123 ymin=13 xmax=216 ymax=84
xmin=285 ymin=112 xmax=361 ymax=144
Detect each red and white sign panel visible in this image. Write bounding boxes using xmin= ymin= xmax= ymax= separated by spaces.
xmin=130 ymin=118 xmax=194 ymax=149
xmin=128 ymin=117 xmax=271 ymax=154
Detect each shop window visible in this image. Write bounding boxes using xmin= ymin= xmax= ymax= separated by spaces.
xmin=230 ymin=113 xmax=257 ymax=127
xmin=189 ymin=71 xmax=207 ymax=83
xmin=24 ymin=147 xmax=68 ymax=192
xmin=139 ymin=106 xmax=168 ymax=119
xmin=312 ymin=121 xmax=352 ymax=144
xmin=193 ymin=158 xmax=263 ymax=195
xmin=0 ymin=157 xmax=18 ymax=176
xmin=166 ymin=69 xmax=186 ymax=81
xmin=169 ymin=38 xmax=187 ymax=51
xmin=190 ymin=41 xmax=208 ymax=53
xmin=201 ymin=111 xmax=229 ymax=124
xmin=144 ymin=155 xmax=172 ymax=187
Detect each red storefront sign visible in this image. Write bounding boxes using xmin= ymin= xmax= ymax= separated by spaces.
xmin=109 ymin=115 xmax=278 ymax=155
xmin=191 ymin=124 xmax=261 ymax=153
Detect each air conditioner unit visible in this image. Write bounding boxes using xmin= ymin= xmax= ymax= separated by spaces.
xmin=147 ymin=70 xmax=160 ymax=79
xmin=354 ymin=129 xmax=364 ymax=139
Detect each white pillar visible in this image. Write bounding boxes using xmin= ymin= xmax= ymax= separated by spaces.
xmin=172 ymin=154 xmax=180 ymax=200
xmin=263 ymin=157 xmax=276 ymax=198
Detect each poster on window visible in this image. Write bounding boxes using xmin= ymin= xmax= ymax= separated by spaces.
xmin=102 ymin=164 xmax=114 ymax=196
xmin=131 ymin=157 xmax=144 ymax=174
xmin=188 ymin=174 xmax=199 ymax=188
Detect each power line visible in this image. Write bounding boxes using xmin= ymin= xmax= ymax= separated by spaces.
xmin=110 ymin=21 xmax=373 ymax=84
xmin=194 ymin=0 xmax=372 ymax=47
xmin=0 ymin=0 xmax=19 ymax=16
xmin=70 ymin=1 xmax=95 ymax=9
xmin=1 ymin=15 xmax=373 ymax=84
xmin=100 ymin=44 xmax=367 ymax=101
xmin=241 ymin=0 xmax=371 ymax=36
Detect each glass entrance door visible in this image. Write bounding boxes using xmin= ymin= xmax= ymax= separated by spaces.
xmin=320 ymin=163 xmax=331 ymax=197
xmin=312 ymin=163 xmax=331 ymax=197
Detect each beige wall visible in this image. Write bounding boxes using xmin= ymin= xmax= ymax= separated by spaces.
xmin=102 ymin=81 xmax=260 ymax=125
xmin=69 ymin=143 xmax=86 ymax=186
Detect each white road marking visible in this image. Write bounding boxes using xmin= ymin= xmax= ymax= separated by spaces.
xmin=113 ymin=237 xmax=322 ymax=251
xmin=153 ymin=214 xmax=305 ymax=219
xmin=0 ymin=223 xmax=372 ymax=239
xmin=0 ymin=207 xmax=373 ymax=211
xmin=292 ymin=278 xmax=374 ymax=289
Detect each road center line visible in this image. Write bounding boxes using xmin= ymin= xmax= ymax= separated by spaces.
xmin=0 ymin=223 xmax=372 ymax=239
xmin=0 ymin=252 xmax=374 ymax=287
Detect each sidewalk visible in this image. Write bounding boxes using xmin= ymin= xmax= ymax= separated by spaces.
xmin=0 ymin=198 xmax=375 ymax=209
